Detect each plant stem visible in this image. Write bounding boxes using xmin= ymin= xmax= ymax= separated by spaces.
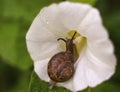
xmin=88 ymin=87 xmax=91 ymax=92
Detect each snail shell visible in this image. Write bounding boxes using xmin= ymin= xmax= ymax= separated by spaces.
xmin=47 ymin=32 xmax=77 ymax=83
xmin=48 ymin=51 xmax=74 ymax=82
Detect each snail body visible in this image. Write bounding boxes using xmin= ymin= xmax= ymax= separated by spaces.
xmin=47 ymin=32 xmax=77 ymax=83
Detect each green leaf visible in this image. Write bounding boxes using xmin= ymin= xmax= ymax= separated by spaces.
xmin=68 ymin=0 xmax=97 ymax=6
xmin=29 ymin=71 xmax=91 ymax=92
xmin=92 ymin=81 xmax=120 ymax=92
xmin=29 ymin=71 xmax=70 ymax=92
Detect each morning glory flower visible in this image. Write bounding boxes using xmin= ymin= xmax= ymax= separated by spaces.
xmin=26 ymin=1 xmax=116 ymax=92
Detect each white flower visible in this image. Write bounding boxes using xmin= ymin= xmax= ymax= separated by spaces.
xmin=26 ymin=1 xmax=116 ymax=92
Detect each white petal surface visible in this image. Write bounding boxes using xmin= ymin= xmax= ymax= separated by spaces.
xmin=72 ymin=8 xmax=116 ymax=89
xmin=74 ymin=45 xmax=116 ymax=91
xmin=40 ymin=2 xmax=93 ymax=34
xmin=34 ymin=58 xmax=50 ymax=82
xmin=26 ymin=17 xmax=61 ymax=61
xmin=73 ymin=58 xmax=88 ymax=91
xmin=77 ymin=8 xmax=108 ymax=40
xmin=76 ymin=7 xmax=116 ymax=70
xmin=58 ymin=2 xmax=92 ymax=30
xmin=39 ymin=4 xmax=67 ymax=37
xmin=85 ymin=48 xmax=115 ymax=87
xmin=80 ymin=18 xmax=116 ymax=68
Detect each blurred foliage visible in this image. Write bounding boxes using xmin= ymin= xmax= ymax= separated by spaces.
xmin=29 ymin=71 xmax=70 ymax=92
xmin=0 ymin=0 xmax=53 ymax=70
xmin=68 ymin=0 xmax=96 ymax=5
xmin=29 ymin=71 xmax=92 ymax=92
xmin=0 ymin=0 xmax=120 ymax=92
xmin=96 ymin=0 xmax=120 ymax=83
xmin=0 ymin=58 xmax=31 ymax=92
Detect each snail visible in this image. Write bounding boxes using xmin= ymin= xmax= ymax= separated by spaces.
xmin=47 ymin=32 xmax=78 ymax=88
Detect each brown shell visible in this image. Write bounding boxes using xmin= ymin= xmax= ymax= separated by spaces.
xmin=47 ymin=52 xmax=74 ymax=82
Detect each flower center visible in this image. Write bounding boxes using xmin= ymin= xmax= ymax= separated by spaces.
xmin=59 ymin=30 xmax=87 ymax=56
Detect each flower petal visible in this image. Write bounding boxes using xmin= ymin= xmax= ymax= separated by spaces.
xmin=39 ymin=3 xmax=67 ymax=36
xmin=76 ymin=8 xmax=116 ymax=68
xmin=59 ymin=2 xmax=92 ymax=30
xmin=40 ymin=2 xmax=94 ymax=34
xmin=73 ymin=58 xmax=88 ymax=91
xmin=78 ymin=8 xmax=102 ymax=27
xmin=87 ymin=39 xmax=116 ymax=69
xmin=26 ymin=17 xmax=61 ymax=61
xmin=74 ymin=42 xmax=116 ymax=90
xmin=85 ymin=48 xmax=116 ymax=87
xmin=77 ymin=8 xmax=108 ymax=41
xmin=82 ymin=18 xmax=116 ymax=68
xmin=34 ymin=58 xmax=50 ymax=82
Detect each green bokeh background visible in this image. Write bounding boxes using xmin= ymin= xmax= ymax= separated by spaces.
xmin=0 ymin=0 xmax=120 ymax=92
